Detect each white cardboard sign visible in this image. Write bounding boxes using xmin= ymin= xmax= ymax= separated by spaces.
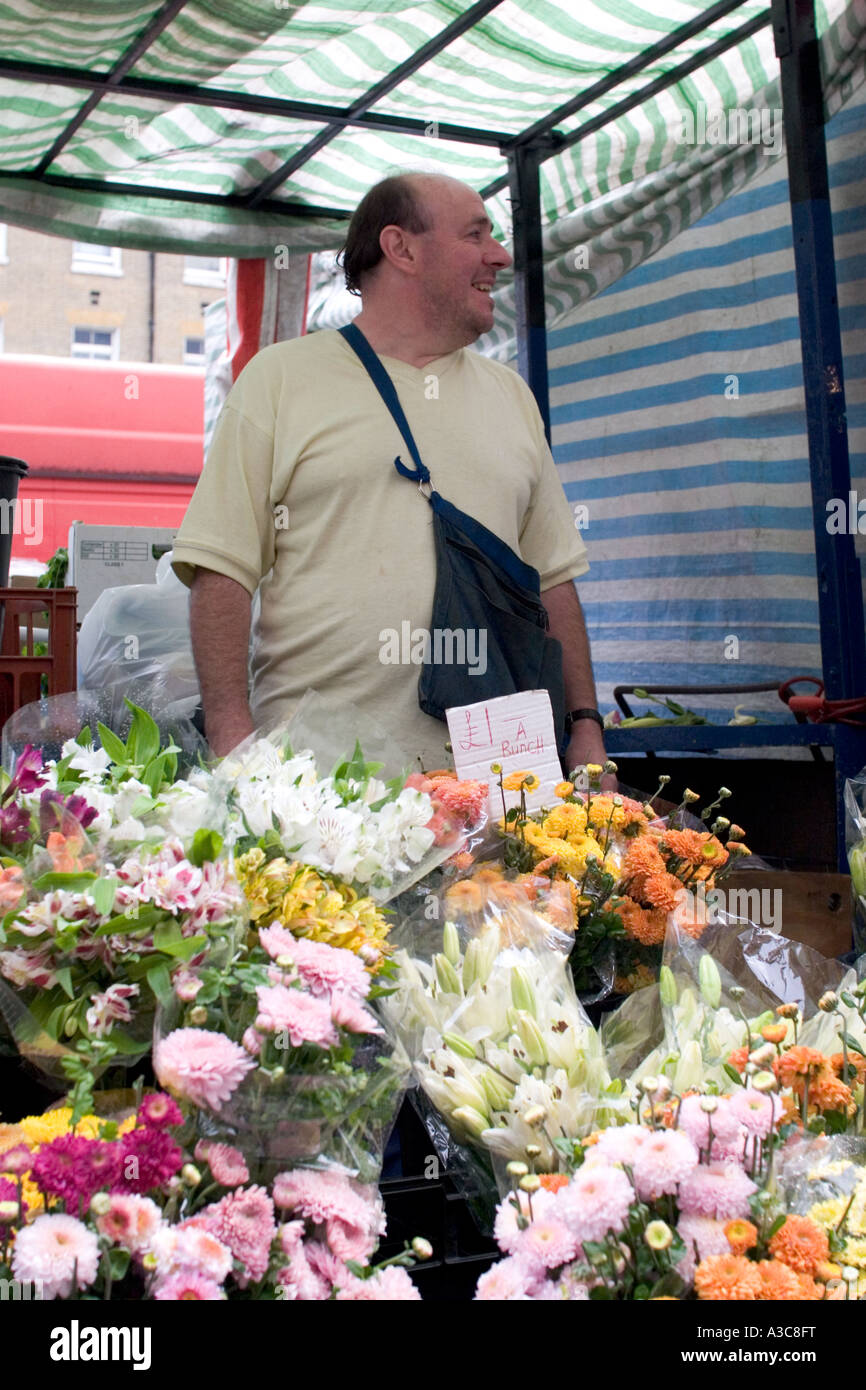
xmin=446 ymin=689 xmax=562 ymax=813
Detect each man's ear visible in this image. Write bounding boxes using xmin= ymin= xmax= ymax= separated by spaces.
xmin=378 ymin=224 xmax=419 ymax=277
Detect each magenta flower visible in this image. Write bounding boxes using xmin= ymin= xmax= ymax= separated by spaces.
xmin=3 ymin=744 xmax=45 ymax=800
xmin=39 ymin=789 xmax=98 ymax=838
xmin=114 ymin=1128 xmax=182 ymax=1195
xmin=0 ymin=800 xmax=32 ymax=846
xmin=138 ymin=1092 xmax=183 ymax=1130
xmin=154 ymin=1028 xmax=256 ymax=1112
xmin=31 ymin=1135 xmax=96 ymax=1209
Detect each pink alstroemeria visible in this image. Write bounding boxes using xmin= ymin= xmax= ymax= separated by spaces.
xmin=2 ymin=744 xmax=45 ymax=801
xmin=85 ymin=982 xmax=140 ymax=1037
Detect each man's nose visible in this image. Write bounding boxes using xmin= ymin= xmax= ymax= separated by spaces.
xmin=486 ymin=235 xmax=512 ymax=270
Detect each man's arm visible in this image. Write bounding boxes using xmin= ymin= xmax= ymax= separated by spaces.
xmin=542 ymin=579 xmax=609 ymax=776
xmin=189 ymin=569 xmax=255 ymax=756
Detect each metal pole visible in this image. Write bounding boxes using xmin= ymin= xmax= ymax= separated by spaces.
xmin=507 ymin=143 xmax=552 ymax=443
xmin=772 ymin=0 xmax=866 ymax=700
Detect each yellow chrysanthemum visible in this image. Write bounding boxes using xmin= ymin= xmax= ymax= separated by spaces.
xmin=502 ymin=770 xmax=538 ymax=792
xmin=541 ymin=802 xmax=589 ymax=842
xmin=520 ymin=821 xmax=609 ymax=877
xmin=810 ymin=1197 xmax=846 ymax=1228
xmin=841 ymin=1237 xmax=866 ymax=1270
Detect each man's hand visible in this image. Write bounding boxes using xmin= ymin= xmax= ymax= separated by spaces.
xmin=189 ymin=569 xmax=256 ymax=758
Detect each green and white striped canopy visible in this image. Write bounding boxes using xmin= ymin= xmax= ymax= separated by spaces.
xmin=0 ymin=0 xmax=863 ymax=355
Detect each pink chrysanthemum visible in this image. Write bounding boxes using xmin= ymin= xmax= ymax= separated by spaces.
xmin=114 ymin=1128 xmax=182 ymax=1195
xmin=153 ymin=1272 xmax=225 ymax=1300
xmin=200 ymin=1185 xmax=276 ymax=1283
xmin=152 ymin=1223 xmax=233 ymax=1283
xmin=630 ymin=1129 xmax=699 ymax=1201
xmin=677 ymin=1161 xmax=757 ymax=1222
xmin=260 ymin=928 xmax=370 ymax=1000
xmin=205 ymin=1143 xmax=250 ymax=1188
xmin=330 ymin=990 xmax=382 ymax=1035
xmin=515 ymin=1217 xmax=580 ymax=1271
xmin=555 ymin=1163 xmax=634 ymax=1244
xmin=677 ymin=1213 xmax=731 ymax=1285
xmin=729 ymin=1087 xmax=779 ymax=1139
xmin=304 ymin=1240 xmax=367 ymax=1297
xmin=475 ymin=1255 xmax=535 ymax=1301
xmin=678 ymin=1094 xmax=745 ymax=1154
xmin=254 ymin=985 xmax=338 ymax=1048
xmin=241 ymin=1026 xmax=262 ymax=1056
xmin=338 ymin=1265 xmax=421 ymax=1301
xmin=139 ymin=1092 xmax=183 ymax=1129
xmin=12 ymin=1213 xmax=99 ymax=1298
xmin=154 ymin=1027 xmax=256 ymax=1111
xmin=94 ymin=1194 xmax=162 ymax=1254
xmin=272 ymin=1170 xmax=384 ymax=1265
xmin=275 ymin=1252 xmax=330 ymax=1301
xmin=590 ymin=1123 xmax=650 ymax=1167
xmin=493 ymin=1189 xmax=555 ymax=1255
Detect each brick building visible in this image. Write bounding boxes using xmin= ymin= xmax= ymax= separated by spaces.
xmin=0 ymin=223 xmax=225 ymax=364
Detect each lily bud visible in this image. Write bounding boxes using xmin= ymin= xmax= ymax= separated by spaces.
xmin=659 ymin=966 xmax=677 ymax=1007
xmin=699 ymin=955 xmax=722 ymax=1010
xmin=515 ymin=1011 xmax=548 ymax=1068
xmin=434 ymin=953 xmax=461 ymax=995
xmin=443 ymin=1030 xmax=477 ymax=1060
xmin=443 ymin=920 xmax=461 ymax=966
xmin=675 ymin=1041 xmax=704 ymax=1094
xmin=511 ymin=966 xmax=537 ymax=1017
xmin=522 ymin=1105 xmax=547 ymax=1129
xmin=412 ymin=1237 xmax=434 ymax=1261
xmin=452 ymin=1105 xmax=489 ymax=1140
xmin=462 ymin=939 xmax=480 ymax=991
xmin=478 ymin=1067 xmax=515 ymax=1111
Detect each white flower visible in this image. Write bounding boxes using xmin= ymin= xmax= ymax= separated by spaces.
xmin=61 ymin=741 xmax=113 ymax=780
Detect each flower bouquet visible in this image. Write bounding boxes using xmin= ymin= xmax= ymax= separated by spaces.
xmin=379 ymin=897 xmax=629 ymax=1178
xmin=0 ymin=1095 xmax=423 ymax=1300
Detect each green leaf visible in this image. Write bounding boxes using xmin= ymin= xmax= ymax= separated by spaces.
xmin=146 ymin=961 xmax=172 ymax=1007
xmin=156 ymin=934 xmax=207 ymax=961
xmin=723 ymin=1062 xmax=746 ymax=1087
xmin=189 ymin=828 xmax=224 ymax=867
xmin=92 ymin=905 xmax=165 ymax=937
xmin=107 ymin=1247 xmax=131 ymax=1281
xmin=55 ymin=967 xmax=75 ymax=1000
xmin=91 ymin=876 xmax=120 ymax=917
xmin=96 ymin=722 xmax=128 ymax=765
xmin=767 ymin=1214 xmax=787 ymax=1239
xmin=840 ymin=1031 xmax=866 ymax=1058
xmin=141 ymin=756 xmax=168 ymax=796
xmin=124 ymin=700 xmax=162 ymax=766
xmin=32 ymin=870 xmax=97 ymax=892
xmin=153 ymin=920 xmax=182 ymax=950
xmin=75 ymin=726 xmax=92 ymax=747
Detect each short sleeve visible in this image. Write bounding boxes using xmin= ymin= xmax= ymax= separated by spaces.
xmin=171 ymin=403 xmax=278 ymax=594
xmin=516 ymin=395 xmax=589 ymax=591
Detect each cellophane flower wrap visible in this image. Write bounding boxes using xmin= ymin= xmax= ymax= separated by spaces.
xmin=379 ymin=888 xmax=629 ymax=1182
xmin=0 ymin=1097 xmax=420 ymax=1300
xmin=845 ymin=770 xmax=866 ymax=957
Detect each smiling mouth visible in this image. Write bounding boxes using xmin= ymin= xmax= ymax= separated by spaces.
xmin=472 ymin=282 xmax=495 ymax=295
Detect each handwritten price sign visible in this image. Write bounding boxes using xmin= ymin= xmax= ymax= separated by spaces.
xmin=446 ymin=690 xmax=562 ymax=812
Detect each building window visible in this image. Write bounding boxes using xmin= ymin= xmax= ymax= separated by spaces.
xmin=71 ymin=242 xmax=122 ymax=276
xmin=183 ymin=255 xmax=226 ymax=287
xmin=183 ymin=335 xmax=206 ymax=364
xmin=0 ymin=224 xmax=7 ymax=265
xmin=71 ymin=326 xmax=117 ymax=361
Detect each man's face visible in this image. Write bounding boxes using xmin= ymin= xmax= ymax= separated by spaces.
xmin=410 ymin=179 xmax=512 ymax=346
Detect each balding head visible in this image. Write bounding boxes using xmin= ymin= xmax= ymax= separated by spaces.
xmin=340 ymin=172 xmax=477 ymax=295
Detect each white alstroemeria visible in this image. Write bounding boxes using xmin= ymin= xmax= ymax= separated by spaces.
xmin=109 ymin=778 xmax=152 ymax=824
xmin=110 ymin=816 xmax=148 ymax=843
xmin=152 ymin=782 xmax=212 ymax=842
xmin=61 ymin=741 xmax=113 ymax=781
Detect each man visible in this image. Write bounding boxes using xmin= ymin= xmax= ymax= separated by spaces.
xmin=172 ymin=172 xmax=608 ymax=774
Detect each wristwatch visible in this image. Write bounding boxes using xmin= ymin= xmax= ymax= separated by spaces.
xmin=564 ymin=707 xmax=605 ymax=732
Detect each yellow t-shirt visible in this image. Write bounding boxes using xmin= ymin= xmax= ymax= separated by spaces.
xmin=172 ymin=328 xmax=588 ymax=768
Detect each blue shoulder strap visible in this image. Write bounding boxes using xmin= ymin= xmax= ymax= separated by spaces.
xmin=339 ymin=322 xmax=430 ymax=486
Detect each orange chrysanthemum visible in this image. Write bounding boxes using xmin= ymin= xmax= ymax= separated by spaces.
xmin=810 ymin=1073 xmax=856 ymax=1117
xmin=768 ymin=1216 xmax=829 ymax=1275
xmin=795 ymin=1274 xmax=824 ymax=1300
xmin=756 ymin=1260 xmax=803 ymax=1300
xmin=640 ymin=872 xmax=684 ymax=913
xmin=829 ymin=1051 xmax=866 ymax=1085
xmin=554 ymin=781 xmax=574 ymax=799
xmin=623 ymin=838 xmax=666 ymax=880
xmin=726 ymin=1047 xmax=749 ymax=1075
xmin=660 ymin=827 xmax=708 ymax=865
xmin=694 ymin=1254 xmax=761 ymax=1301
xmin=443 ymin=879 xmax=485 ymax=914
xmin=724 ymin=1219 xmax=758 ymax=1256
xmin=761 ymin=1024 xmax=788 ymax=1045
xmin=447 ymin=851 xmax=475 ymax=872
xmin=775 ymin=1046 xmax=828 ymax=1092
xmin=538 ymin=1173 xmax=570 ymax=1193
xmin=472 ymin=865 xmax=505 ymax=885
xmin=606 ymin=895 xmax=667 ymax=946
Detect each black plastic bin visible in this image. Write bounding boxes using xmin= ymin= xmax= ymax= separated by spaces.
xmin=0 ymin=456 xmax=28 ymax=588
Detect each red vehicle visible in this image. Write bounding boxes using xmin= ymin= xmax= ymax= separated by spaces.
xmin=0 ymin=355 xmax=205 ymax=567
